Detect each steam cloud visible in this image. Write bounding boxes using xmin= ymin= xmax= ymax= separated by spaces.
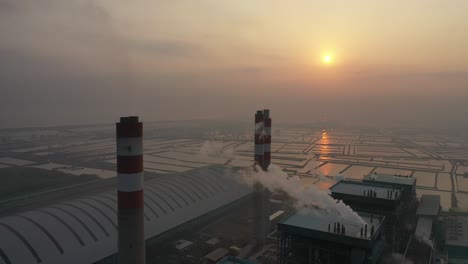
xmin=241 ymin=164 xmax=365 ymax=226
xmin=414 ymin=232 xmax=434 ymax=249
xmin=255 ymin=122 xmax=265 ymax=138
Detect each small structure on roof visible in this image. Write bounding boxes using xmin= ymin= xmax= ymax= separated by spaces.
xmin=416 ymin=195 xmax=441 ymax=218
xmin=206 ymin=237 xmax=221 ymax=245
xmin=175 ymin=239 xmax=193 ymax=250
xmin=205 ymin=248 xmax=230 ymax=264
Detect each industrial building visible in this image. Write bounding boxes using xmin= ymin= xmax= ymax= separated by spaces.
xmin=445 ymin=215 xmax=468 ymax=263
xmin=329 ymin=180 xmax=403 ymax=216
xmin=271 ymin=172 xmax=439 ymax=264
xmin=0 ymin=164 xmax=251 ymax=264
xmin=277 ymin=212 xmax=385 ymax=264
xmin=0 ymin=113 xmax=278 ymax=264
xmin=404 ymin=195 xmax=441 ymax=264
xmin=363 ymin=172 xmax=417 ymax=203
xmin=329 ymin=180 xmax=408 ymax=252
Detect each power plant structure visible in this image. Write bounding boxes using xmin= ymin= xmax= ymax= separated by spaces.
xmin=253 ymin=109 xmax=272 ymax=249
xmin=0 ymin=112 xmax=452 ymax=264
xmin=277 ymin=211 xmax=386 ymax=264
xmin=116 ymin=116 xmax=145 ymax=264
xmin=274 ymin=173 xmax=442 ymax=264
xmin=0 ymin=117 xmax=251 ymax=264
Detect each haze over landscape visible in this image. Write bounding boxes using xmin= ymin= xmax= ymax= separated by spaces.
xmin=2 ymin=1 xmax=468 ymax=264
xmin=1 ymin=0 xmax=468 ymax=129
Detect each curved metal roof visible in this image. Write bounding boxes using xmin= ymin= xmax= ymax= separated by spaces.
xmin=0 ymin=165 xmax=251 ymax=264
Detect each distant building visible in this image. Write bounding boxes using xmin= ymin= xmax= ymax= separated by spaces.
xmin=205 ymin=248 xmax=230 ymax=264
xmin=363 ymin=172 xmax=416 ymax=202
xmin=330 ymin=180 xmax=403 ymax=215
xmin=416 ymin=195 xmax=441 ymax=219
xmin=445 ymin=215 xmax=468 ymax=263
xmin=405 ymin=195 xmax=442 ymax=264
xmin=330 ymin=179 xmax=414 ymax=252
xmin=277 ymin=211 xmax=385 ymax=264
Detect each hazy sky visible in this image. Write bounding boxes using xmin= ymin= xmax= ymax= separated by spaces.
xmin=1 ymin=0 xmax=468 ymax=129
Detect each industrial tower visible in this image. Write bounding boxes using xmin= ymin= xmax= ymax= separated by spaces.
xmin=116 ymin=116 xmax=145 ymax=264
xmin=253 ymin=109 xmax=272 ymax=248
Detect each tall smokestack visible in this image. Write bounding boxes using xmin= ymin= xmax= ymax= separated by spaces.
xmin=263 ymin=109 xmax=271 ymax=171
xmin=261 ymin=109 xmax=272 ymax=244
xmin=254 ymin=111 xmax=264 ymax=171
xmin=116 ymin=116 xmax=145 ymax=264
xmin=253 ymin=110 xmax=267 ymax=249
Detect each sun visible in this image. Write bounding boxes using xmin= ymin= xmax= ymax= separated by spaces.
xmin=322 ymin=54 xmax=333 ymax=65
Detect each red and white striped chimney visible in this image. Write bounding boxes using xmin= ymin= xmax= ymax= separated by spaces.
xmin=263 ymin=109 xmax=271 ymax=171
xmin=116 ymin=116 xmax=145 ymax=264
xmin=254 ymin=111 xmax=264 ymax=171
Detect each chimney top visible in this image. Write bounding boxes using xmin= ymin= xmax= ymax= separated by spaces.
xmin=120 ymin=116 xmax=139 ymax=124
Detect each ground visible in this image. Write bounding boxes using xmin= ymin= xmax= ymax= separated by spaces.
xmin=1 ymin=121 xmax=467 ymax=212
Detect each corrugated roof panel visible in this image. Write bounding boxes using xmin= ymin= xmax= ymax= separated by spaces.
xmin=83 ymin=196 xmax=117 ymax=216
xmin=146 ymin=184 xmax=183 ymax=209
xmin=184 ymin=172 xmax=218 ymax=195
xmin=166 ymin=176 xmax=204 ymax=201
xmin=177 ymin=173 xmax=213 ymax=198
xmin=144 ymin=189 xmax=175 ymax=213
xmin=0 ymin=249 xmax=10 ymax=264
xmin=3 ymin=216 xmax=58 ymax=261
xmin=48 ymin=204 xmax=98 ymax=245
xmin=76 ymin=199 xmax=117 ymax=230
xmin=62 ymin=202 xmax=111 ymax=237
xmin=157 ymin=179 xmax=194 ymax=205
xmin=0 ymin=224 xmax=39 ymax=264
xmin=36 ymin=208 xmax=86 ymax=246
xmin=25 ymin=210 xmax=82 ymax=251
xmin=14 ymin=214 xmax=64 ymax=254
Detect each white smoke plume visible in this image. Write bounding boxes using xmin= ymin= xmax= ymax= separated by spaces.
xmin=255 ymin=122 xmax=265 ymax=138
xmin=335 ymin=174 xmax=346 ymax=182
xmin=414 ymin=232 xmax=434 ymax=249
xmin=241 ymin=164 xmax=365 ymax=226
xmin=199 ymin=141 xmax=235 ymax=159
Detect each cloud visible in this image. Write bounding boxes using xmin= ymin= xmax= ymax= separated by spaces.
xmin=132 ymin=41 xmax=203 ymax=57
xmin=421 ymin=70 xmax=468 ymax=79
